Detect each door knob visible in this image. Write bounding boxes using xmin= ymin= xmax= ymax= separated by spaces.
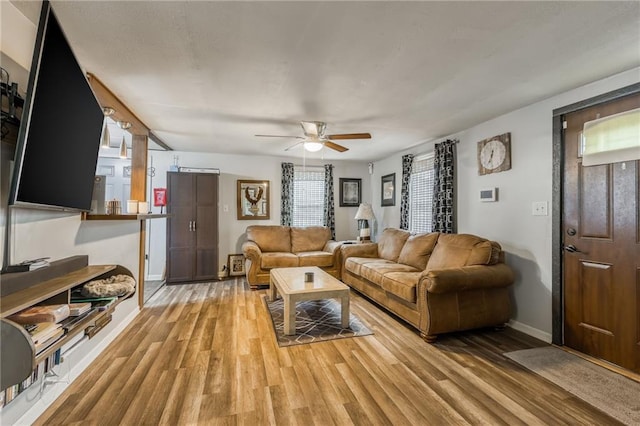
xmin=563 ymin=244 xmax=581 ymax=253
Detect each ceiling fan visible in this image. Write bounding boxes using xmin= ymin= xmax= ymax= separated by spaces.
xmin=255 ymin=121 xmax=371 ymax=152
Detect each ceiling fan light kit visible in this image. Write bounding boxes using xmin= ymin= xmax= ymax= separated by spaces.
xmin=304 ymin=141 xmax=323 ymax=152
xmin=255 ymin=121 xmax=371 ymax=153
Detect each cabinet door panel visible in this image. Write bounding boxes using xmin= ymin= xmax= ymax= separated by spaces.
xmin=168 ymin=248 xmax=193 ymax=283
xmin=195 ymin=248 xmax=218 ymax=281
xmin=169 ymin=173 xmax=194 ymax=205
xmin=196 ymin=174 xmax=217 ymax=205
xmin=196 ymin=205 xmax=218 ymax=249
xmin=169 ymin=205 xmax=194 ymax=248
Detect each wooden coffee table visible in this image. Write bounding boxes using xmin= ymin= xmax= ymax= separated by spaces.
xmin=268 ymin=266 xmax=350 ymax=335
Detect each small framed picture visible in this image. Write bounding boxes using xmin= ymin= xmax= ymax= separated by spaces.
xmin=339 ymin=178 xmax=361 ymax=207
xmin=228 ymin=254 xmax=246 ymax=276
xmin=381 ymin=173 xmax=396 ymax=207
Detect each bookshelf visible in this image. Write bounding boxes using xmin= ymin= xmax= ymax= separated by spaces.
xmin=0 ymin=257 xmax=135 ymax=395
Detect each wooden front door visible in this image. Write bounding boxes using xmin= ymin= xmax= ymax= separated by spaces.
xmin=562 ymin=93 xmax=639 ymax=373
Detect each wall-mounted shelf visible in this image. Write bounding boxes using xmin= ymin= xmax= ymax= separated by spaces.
xmin=0 ymin=257 xmax=135 ymax=395
xmin=82 ymin=213 xmax=169 ymax=221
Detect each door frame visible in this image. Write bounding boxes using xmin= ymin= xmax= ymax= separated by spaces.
xmin=551 ymin=82 xmax=640 ymax=345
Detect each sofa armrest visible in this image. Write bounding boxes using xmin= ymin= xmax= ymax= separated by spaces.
xmin=340 ymin=243 xmax=378 ymax=259
xmin=242 ymin=241 xmax=262 ymax=261
xmin=420 ymin=263 xmax=514 ymax=294
xmin=241 ymin=241 xmax=264 ymax=285
xmin=323 ymin=240 xmax=342 ymax=254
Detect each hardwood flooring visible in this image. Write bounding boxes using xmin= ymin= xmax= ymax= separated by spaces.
xmin=35 ymin=279 xmax=620 ymax=425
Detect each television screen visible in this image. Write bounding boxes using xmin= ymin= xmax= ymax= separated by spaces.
xmin=9 ymin=1 xmax=104 ymax=212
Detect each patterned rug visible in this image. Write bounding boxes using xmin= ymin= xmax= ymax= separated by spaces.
xmin=262 ymin=295 xmax=373 ymax=347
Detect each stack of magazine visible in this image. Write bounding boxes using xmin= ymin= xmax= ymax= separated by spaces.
xmin=58 ymin=302 xmax=95 ymax=332
xmin=29 ymin=323 xmax=63 ymax=354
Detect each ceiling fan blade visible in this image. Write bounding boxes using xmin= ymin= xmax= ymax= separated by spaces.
xmin=324 ymin=141 xmax=349 ymax=152
xmin=285 ymin=142 xmax=304 ymax=151
xmin=327 ymin=133 xmax=371 ymax=140
xmin=255 ymin=134 xmax=304 ymax=139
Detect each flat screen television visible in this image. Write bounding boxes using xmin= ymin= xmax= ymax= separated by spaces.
xmin=9 ymin=1 xmax=104 ymax=212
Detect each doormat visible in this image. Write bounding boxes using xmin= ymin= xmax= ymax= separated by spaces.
xmin=504 ymin=346 xmax=640 ymax=424
xmin=262 ymin=295 xmax=373 ymax=347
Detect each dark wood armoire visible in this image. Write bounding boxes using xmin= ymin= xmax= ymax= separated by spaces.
xmin=166 ymin=171 xmax=219 ymax=283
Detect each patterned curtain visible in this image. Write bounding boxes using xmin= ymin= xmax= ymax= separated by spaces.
xmin=281 ymin=162 xmax=294 ymax=226
xmin=399 ymin=154 xmax=414 ymax=230
xmin=432 ymin=140 xmax=457 ymax=233
xmin=323 ymin=164 xmax=336 ymax=239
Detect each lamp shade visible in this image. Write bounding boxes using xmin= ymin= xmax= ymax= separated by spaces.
xmin=119 ymin=135 xmax=128 ymax=158
xmin=354 ymin=203 xmax=374 ymax=221
xmin=100 ymin=122 xmax=110 ymax=149
xmin=583 ymin=108 xmax=640 ymax=166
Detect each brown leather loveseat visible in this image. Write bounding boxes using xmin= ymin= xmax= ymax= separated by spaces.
xmin=242 ymin=225 xmax=342 ymax=289
xmin=340 ymin=228 xmax=514 ymax=342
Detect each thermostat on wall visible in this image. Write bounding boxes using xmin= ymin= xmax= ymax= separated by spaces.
xmin=480 ymin=188 xmax=498 ymax=202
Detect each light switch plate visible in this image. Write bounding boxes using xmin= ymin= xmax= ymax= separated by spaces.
xmin=532 ymin=201 xmax=548 ymax=216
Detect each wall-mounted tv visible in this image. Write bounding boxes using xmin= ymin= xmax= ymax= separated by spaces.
xmin=9 ymin=1 xmax=104 ymax=212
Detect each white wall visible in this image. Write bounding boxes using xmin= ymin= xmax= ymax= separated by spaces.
xmin=371 ymin=67 xmax=640 ymax=342
xmin=145 ymin=151 xmax=370 ymax=278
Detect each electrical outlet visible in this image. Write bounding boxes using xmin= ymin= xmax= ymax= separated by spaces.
xmin=223 ymin=204 xmax=229 ymax=212
xmin=532 ymin=201 xmax=548 ymax=216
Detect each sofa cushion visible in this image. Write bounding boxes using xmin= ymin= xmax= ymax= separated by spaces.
xmin=397 ymin=232 xmax=439 ymax=270
xmin=468 ymin=241 xmax=502 ymax=266
xmin=291 ymin=226 xmax=330 ymax=253
xmin=360 ymin=261 xmax=418 ymax=286
xmin=427 ymin=234 xmax=499 ymax=269
xmin=247 ymin=226 xmax=291 ymax=252
xmin=345 ymin=257 xmax=383 ymax=276
xmin=377 ymin=228 xmax=411 ymax=261
xmin=381 ymin=272 xmax=421 ymax=303
xmin=261 ymin=252 xmax=298 ymax=269
xmin=297 ymin=251 xmax=334 ymax=267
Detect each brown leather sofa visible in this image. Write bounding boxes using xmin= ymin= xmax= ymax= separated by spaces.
xmin=340 ymin=228 xmax=514 ymax=342
xmin=242 ymin=225 xmax=342 ymax=289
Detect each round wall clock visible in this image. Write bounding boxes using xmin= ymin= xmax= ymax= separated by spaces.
xmin=477 ymin=132 xmax=512 ymax=175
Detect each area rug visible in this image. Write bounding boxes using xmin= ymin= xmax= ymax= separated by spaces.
xmin=504 ymin=346 xmax=640 ymax=424
xmin=262 ymin=296 xmax=373 ymax=347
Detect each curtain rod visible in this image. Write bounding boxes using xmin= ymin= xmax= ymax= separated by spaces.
xmin=293 ymin=164 xmax=325 ymax=169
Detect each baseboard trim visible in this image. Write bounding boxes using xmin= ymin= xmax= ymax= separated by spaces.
xmin=145 ymin=274 xmax=163 ymax=281
xmin=508 ymin=320 xmax=552 ymax=343
xmin=15 ymin=307 xmax=140 ymax=425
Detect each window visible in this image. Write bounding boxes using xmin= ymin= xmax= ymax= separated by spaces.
xmin=292 ymin=167 xmax=325 ymax=227
xmin=409 ymin=154 xmax=435 ymax=234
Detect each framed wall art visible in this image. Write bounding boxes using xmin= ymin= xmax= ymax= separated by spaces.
xmin=381 ymin=173 xmax=396 ymax=207
xmin=339 ymin=178 xmax=361 ymax=207
xmin=237 ymin=179 xmax=270 ymax=220
xmin=228 ymin=254 xmax=246 ymax=277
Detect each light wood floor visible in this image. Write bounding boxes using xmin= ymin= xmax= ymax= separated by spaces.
xmin=35 ymin=279 xmax=620 ymax=425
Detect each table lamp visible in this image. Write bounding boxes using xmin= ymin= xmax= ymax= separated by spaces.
xmin=354 ymin=203 xmax=375 ymax=241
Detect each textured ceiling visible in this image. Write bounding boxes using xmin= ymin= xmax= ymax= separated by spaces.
xmin=14 ymin=1 xmax=640 ymax=161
